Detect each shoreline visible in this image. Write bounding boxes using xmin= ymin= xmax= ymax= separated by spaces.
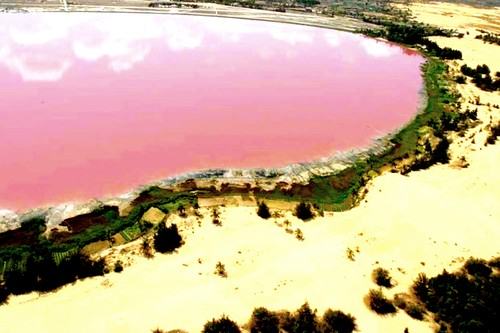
xmin=1 ymin=3 xmax=378 ymax=32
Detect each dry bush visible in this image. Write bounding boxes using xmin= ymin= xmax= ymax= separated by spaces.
xmin=366 ymin=289 xmax=397 ymax=315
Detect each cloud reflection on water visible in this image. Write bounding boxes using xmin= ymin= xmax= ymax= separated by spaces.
xmin=0 ymin=13 xmax=401 ymax=82
xmin=0 ymin=45 xmax=72 ymax=81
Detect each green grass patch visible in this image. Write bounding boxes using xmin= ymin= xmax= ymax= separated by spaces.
xmin=52 ymin=248 xmax=79 ymax=265
xmin=120 ymin=224 xmax=142 ymax=242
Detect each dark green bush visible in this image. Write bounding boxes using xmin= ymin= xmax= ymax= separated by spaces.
xmin=282 ymin=303 xmax=319 ymax=333
xmin=0 ymin=284 xmax=9 ymax=305
xmin=257 ymin=202 xmax=271 ymax=219
xmin=372 ymin=268 xmax=393 ymax=288
xmin=410 ymin=257 xmax=500 ymax=333
xmin=153 ymin=222 xmax=183 ymax=253
xmin=405 ymin=303 xmax=425 ymax=321
xmin=463 ymin=258 xmax=492 ymax=277
xmin=295 ymin=202 xmax=314 ymax=221
xmin=202 ymin=315 xmax=240 ymax=333
xmin=321 ymin=309 xmax=357 ymax=333
xmin=456 ymin=75 xmax=467 ymax=84
xmin=113 ymin=261 xmax=123 ymax=273
xmin=249 ymin=307 xmax=279 ymax=333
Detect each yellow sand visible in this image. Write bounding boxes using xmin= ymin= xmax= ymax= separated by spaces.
xmin=1 ymin=2 xmax=499 ymax=332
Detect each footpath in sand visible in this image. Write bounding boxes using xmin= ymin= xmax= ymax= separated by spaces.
xmin=0 ymin=2 xmax=499 ymax=333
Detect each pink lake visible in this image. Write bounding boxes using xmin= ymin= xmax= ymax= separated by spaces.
xmin=0 ymin=12 xmax=424 ymax=211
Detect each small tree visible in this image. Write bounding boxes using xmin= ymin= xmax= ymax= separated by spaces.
xmin=283 ymin=303 xmax=319 ymax=333
xmin=153 ymin=222 xmax=183 ymax=253
xmin=321 ymin=309 xmax=357 ymax=333
xmin=366 ymin=289 xmax=397 ymax=315
xmin=372 ymin=268 xmax=393 ymax=288
xmin=411 ymin=273 xmax=429 ymax=301
xmin=203 ymin=315 xmax=241 ymax=333
xmin=257 ymin=201 xmax=271 ymax=219
xmin=249 ymin=307 xmax=280 ymax=333
xmin=295 ymin=202 xmax=314 ymax=221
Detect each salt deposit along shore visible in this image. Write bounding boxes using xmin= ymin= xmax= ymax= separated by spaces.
xmin=0 ymin=1 xmax=499 ymax=333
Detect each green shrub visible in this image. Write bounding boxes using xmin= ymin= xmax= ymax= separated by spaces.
xmin=257 ymin=202 xmax=271 ymax=219
xmin=321 ymin=309 xmax=357 ymax=333
xmin=202 ymin=315 xmax=240 ymax=333
xmin=249 ymin=307 xmax=279 ymax=333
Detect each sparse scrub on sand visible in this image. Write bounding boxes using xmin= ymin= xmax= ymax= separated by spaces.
xmin=203 ymin=315 xmax=241 ymax=333
xmin=214 ymin=261 xmax=227 ymax=278
xmin=151 ymin=329 xmax=164 ymax=333
xmin=372 ymin=267 xmax=394 ymax=288
xmin=212 ymin=208 xmax=222 ymax=226
xmin=153 ymin=222 xmax=183 ymax=254
xmin=295 ymin=228 xmax=304 ymax=241
xmin=256 ymin=201 xmax=271 ymax=219
xmin=346 ymin=248 xmax=356 ymax=261
xmin=141 ymin=239 xmax=154 ymax=258
xmin=366 ymin=289 xmax=397 ymax=315
xmin=295 ymin=202 xmax=314 ymax=221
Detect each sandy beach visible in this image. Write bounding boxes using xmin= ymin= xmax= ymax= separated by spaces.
xmin=0 ymin=1 xmax=499 ymax=333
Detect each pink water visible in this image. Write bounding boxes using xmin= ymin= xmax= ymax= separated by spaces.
xmin=0 ymin=13 xmax=424 ymax=211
